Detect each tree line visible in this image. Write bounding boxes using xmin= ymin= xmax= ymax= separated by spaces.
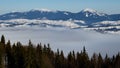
xmin=0 ymin=35 xmax=120 ymax=68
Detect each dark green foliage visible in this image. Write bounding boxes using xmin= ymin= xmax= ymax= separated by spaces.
xmin=11 ymin=42 xmax=25 ymax=68
xmin=1 ymin=35 xmax=5 ymax=44
xmin=0 ymin=43 xmax=3 ymax=68
xmin=0 ymin=35 xmax=120 ymax=68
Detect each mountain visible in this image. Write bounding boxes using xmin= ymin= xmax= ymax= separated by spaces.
xmin=75 ymin=8 xmax=109 ymax=24
xmin=0 ymin=8 xmax=120 ymax=22
xmin=109 ymin=14 xmax=120 ymax=21
xmin=0 ymin=9 xmax=73 ymax=20
xmin=0 ymin=8 xmax=120 ymax=33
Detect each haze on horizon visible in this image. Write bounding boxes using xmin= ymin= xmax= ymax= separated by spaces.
xmin=0 ymin=0 xmax=120 ymax=14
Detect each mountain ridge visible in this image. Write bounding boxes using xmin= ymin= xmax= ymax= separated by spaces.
xmin=0 ymin=8 xmax=120 ymax=23
xmin=0 ymin=8 xmax=120 ymax=33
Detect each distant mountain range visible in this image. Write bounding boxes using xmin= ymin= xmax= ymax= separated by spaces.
xmin=0 ymin=8 xmax=120 ymax=24
xmin=0 ymin=8 xmax=120 ymax=33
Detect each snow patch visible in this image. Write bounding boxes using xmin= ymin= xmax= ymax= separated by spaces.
xmin=82 ymin=8 xmax=97 ymax=13
xmin=95 ymin=20 xmax=120 ymax=25
xmin=64 ymin=12 xmax=69 ymax=15
xmin=82 ymin=8 xmax=106 ymax=16
xmin=30 ymin=8 xmax=57 ymax=13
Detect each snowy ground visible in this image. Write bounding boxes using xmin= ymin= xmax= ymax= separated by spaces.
xmin=0 ymin=27 xmax=120 ymax=57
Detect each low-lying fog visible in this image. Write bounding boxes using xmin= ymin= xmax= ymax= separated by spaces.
xmin=0 ymin=27 xmax=120 ymax=57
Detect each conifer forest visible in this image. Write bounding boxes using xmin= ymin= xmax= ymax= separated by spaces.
xmin=0 ymin=35 xmax=119 ymax=68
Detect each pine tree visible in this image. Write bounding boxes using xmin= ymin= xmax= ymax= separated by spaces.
xmin=60 ymin=50 xmax=66 ymax=68
xmin=25 ymin=40 xmax=37 ymax=68
xmin=67 ymin=51 xmax=74 ymax=68
xmin=36 ymin=43 xmax=43 ymax=68
xmin=12 ymin=42 xmax=25 ymax=68
xmin=0 ymin=43 xmax=4 ymax=68
xmin=82 ymin=46 xmax=90 ymax=68
xmin=11 ymin=43 xmax=17 ymax=68
xmin=1 ymin=35 xmax=5 ymax=44
xmin=91 ymin=53 xmax=98 ymax=68
xmin=114 ymin=53 xmax=120 ymax=68
xmin=55 ymin=49 xmax=60 ymax=68
xmin=98 ymin=53 xmax=103 ymax=68
xmin=5 ymin=40 xmax=13 ymax=68
xmin=0 ymin=35 xmax=6 ymax=68
xmin=103 ymin=54 xmax=111 ymax=68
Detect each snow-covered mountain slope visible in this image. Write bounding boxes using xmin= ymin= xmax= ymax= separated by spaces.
xmin=0 ymin=9 xmax=72 ymax=20
xmin=93 ymin=20 xmax=120 ymax=26
xmin=0 ymin=19 xmax=120 ymax=34
xmin=0 ymin=8 xmax=120 ymax=33
xmin=84 ymin=20 xmax=120 ymax=33
xmin=30 ymin=8 xmax=57 ymax=13
xmin=81 ymin=8 xmax=106 ymax=17
xmin=75 ymin=8 xmax=109 ymax=24
xmin=0 ymin=19 xmax=84 ymax=28
xmin=0 ymin=8 xmax=120 ymax=23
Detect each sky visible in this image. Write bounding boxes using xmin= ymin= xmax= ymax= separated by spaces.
xmin=0 ymin=0 xmax=120 ymax=14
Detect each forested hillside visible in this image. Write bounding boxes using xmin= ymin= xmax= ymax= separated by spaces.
xmin=0 ymin=35 xmax=120 ymax=68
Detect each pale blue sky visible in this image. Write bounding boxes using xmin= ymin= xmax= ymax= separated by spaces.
xmin=0 ymin=0 xmax=120 ymax=14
